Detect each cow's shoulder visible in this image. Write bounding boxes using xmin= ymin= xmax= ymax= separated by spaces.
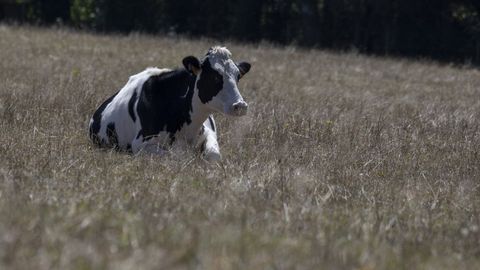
xmin=136 ymin=68 xmax=196 ymax=139
xmin=140 ymin=68 xmax=195 ymax=99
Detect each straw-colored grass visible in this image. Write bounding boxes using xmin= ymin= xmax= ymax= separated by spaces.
xmin=1 ymin=25 xmax=480 ymax=269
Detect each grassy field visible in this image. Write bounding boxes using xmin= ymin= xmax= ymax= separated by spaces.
xmin=1 ymin=25 xmax=480 ymax=269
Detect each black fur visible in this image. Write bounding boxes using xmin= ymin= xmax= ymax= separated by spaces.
xmin=183 ymin=56 xmax=201 ymax=74
xmin=89 ymin=93 xmax=117 ymax=145
xmin=128 ymin=91 xmax=137 ymax=122
xmin=106 ymin=122 xmax=119 ymax=148
xmin=197 ymin=58 xmax=223 ymax=104
xmin=136 ymin=69 xmax=196 ymax=143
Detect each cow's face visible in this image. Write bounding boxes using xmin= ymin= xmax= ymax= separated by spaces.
xmin=183 ymin=47 xmax=251 ymax=116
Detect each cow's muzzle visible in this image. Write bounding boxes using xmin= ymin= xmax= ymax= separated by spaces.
xmin=230 ymin=101 xmax=248 ymax=116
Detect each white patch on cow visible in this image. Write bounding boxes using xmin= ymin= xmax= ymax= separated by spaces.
xmin=197 ymin=117 xmax=221 ymax=161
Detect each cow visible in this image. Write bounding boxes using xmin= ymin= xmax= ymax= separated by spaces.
xmin=88 ymin=46 xmax=251 ymax=161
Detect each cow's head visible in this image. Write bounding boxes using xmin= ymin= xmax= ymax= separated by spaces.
xmin=183 ymin=46 xmax=251 ymax=116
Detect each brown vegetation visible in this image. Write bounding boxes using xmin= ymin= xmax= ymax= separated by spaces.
xmin=1 ymin=25 xmax=480 ymax=269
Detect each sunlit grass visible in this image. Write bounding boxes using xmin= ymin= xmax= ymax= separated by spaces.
xmin=1 ymin=25 xmax=480 ymax=269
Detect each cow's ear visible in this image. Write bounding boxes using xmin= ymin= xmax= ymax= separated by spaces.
xmin=237 ymin=62 xmax=251 ymax=78
xmin=183 ymin=56 xmax=201 ymax=75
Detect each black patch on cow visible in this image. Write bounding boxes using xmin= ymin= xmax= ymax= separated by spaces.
xmin=208 ymin=115 xmax=215 ymax=132
xmin=89 ymin=93 xmax=117 ymax=145
xmin=136 ymin=69 xmax=196 ymax=142
xmin=197 ymin=58 xmax=223 ymax=104
xmin=106 ymin=122 xmax=119 ymax=148
xmin=128 ymin=91 xmax=137 ymax=122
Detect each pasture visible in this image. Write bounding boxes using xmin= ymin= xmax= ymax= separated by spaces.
xmin=1 ymin=25 xmax=479 ymax=269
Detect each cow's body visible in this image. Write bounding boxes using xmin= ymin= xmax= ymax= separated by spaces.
xmin=88 ymin=47 xmax=250 ymax=160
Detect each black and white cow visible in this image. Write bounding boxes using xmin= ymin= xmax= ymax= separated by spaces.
xmin=88 ymin=46 xmax=251 ymax=161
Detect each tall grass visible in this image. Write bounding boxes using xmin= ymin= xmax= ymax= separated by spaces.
xmin=1 ymin=25 xmax=479 ymax=269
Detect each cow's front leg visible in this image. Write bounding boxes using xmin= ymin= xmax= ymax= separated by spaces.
xmin=198 ymin=116 xmax=221 ymax=161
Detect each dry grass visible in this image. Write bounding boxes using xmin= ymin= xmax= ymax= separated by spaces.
xmin=1 ymin=25 xmax=480 ymax=269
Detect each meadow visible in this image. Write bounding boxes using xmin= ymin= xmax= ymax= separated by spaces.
xmin=0 ymin=25 xmax=479 ymax=269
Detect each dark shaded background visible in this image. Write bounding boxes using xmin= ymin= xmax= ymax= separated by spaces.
xmin=1 ymin=0 xmax=480 ymax=64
